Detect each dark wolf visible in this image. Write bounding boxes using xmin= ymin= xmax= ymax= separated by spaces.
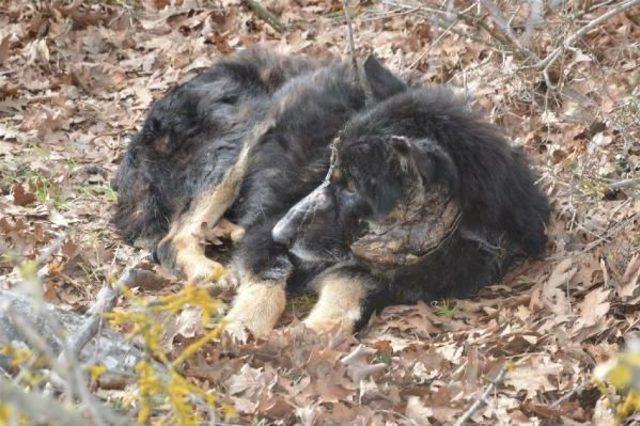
xmin=113 ymin=48 xmax=549 ymax=336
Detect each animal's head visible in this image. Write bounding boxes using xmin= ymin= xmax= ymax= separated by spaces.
xmin=273 ymin=56 xmax=550 ymax=266
xmin=271 ymin=133 xmax=460 ymax=265
xmin=111 ymin=94 xmax=191 ymax=246
xmin=272 ymin=56 xmax=462 ymax=265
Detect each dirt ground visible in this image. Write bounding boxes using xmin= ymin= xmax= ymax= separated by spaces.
xmin=1 ymin=0 xmax=639 ymax=424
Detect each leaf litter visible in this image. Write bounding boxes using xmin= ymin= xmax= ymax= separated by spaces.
xmin=0 ymin=0 xmax=639 ymax=423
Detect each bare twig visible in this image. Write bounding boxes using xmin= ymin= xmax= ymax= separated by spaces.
xmin=63 ymin=261 xmax=143 ymax=359
xmin=454 ymin=364 xmax=508 ymax=426
xmin=409 ymin=17 xmax=459 ymax=69
xmin=608 ymin=177 xmax=640 ymax=191
xmin=6 ymin=261 xmax=142 ymax=425
xmin=478 ymin=0 xmax=541 ymax=63
xmin=242 ymin=0 xmax=285 ymax=33
xmin=381 ymin=0 xmax=528 ymax=58
xmin=0 ymin=377 xmax=90 ymax=425
xmin=35 ymin=236 xmax=65 ymax=278
xmin=342 ymin=0 xmax=359 ymax=82
xmin=409 ymin=2 xmax=481 ymax=69
xmin=340 ymin=344 xmax=376 ymax=365
xmin=520 ymin=0 xmax=544 ymax=47
xmin=550 ymin=382 xmax=588 ymax=408
xmin=535 ymin=0 xmax=640 ymax=70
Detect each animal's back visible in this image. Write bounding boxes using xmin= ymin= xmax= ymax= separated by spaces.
xmin=112 ymin=49 xmax=322 ymax=247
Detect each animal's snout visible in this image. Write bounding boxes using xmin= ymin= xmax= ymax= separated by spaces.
xmin=272 ymin=185 xmax=332 ymax=247
xmin=272 ymin=215 xmax=297 ymax=247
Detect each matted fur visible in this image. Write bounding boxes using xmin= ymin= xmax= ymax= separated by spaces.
xmin=113 ymin=49 xmax=549 ymax=336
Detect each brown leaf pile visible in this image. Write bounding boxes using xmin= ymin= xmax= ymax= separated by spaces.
xmin=1 ymin=0 xmax=639 ymax=423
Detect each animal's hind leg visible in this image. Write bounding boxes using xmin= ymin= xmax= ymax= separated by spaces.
xmin=155 ymin=148 xmax=249 ymax=283
xmin=155 ymin=194 xmax=227 ymax=283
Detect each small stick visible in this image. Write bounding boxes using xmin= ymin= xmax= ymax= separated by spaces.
xmin=242 ymin=0 xmax=285 ymax=33
xmin=0 ymin=377 xmax=89 ymax=425
xmin=608 ymin=177 xmax=640 ymax=191
xmin=63 ymin=260 xmax=143 ymax=359
xmin=342 ymin=0 xmax=359 ymax=81
xmin=478 ymin=0 xmax=540 ymax=63
xmin=535 ymin=0 xmax=640 ymax=70
xmin=550 ymin=382 xmax=588 ymax=408
xmin=454 ymin=364 xmax=508 ymax=426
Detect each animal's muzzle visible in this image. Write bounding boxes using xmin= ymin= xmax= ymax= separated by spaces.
xmin=272 ymin=184 xmax=332 ymax=247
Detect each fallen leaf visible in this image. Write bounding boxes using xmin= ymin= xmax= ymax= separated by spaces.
xmin=577 ymin=287 xmax=610 ymax=327
xmin=618 ymin=254 xmax=640 ymax=299
xmin=12 ymin=183 xmax=36 ymax=206
xmin=406 ymin=395 xmax=433 ymax=425
xmin=542 ymin=258 xmax=577 ymax=315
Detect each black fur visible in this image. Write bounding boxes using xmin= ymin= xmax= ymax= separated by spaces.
xmin=113 ymin=49 xmax=322 ymax=246
xmin=114 ymin=49 xmax=371 ymax=283
xmin=114 ymin=49 xmax=549 ymax=332
xmin=272 ymin=60 xmax=550 ymax=324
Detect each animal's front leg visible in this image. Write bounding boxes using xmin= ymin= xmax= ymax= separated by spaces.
xmin=223 ymin=222 xmax=293 ymax=338
xmin=225 ymin=277 xmax=287 ymax=338
xmin=303 ymin=266 xmax=382 ymax=334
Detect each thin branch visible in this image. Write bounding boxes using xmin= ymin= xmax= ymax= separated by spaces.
xmin=63 ymin=261 xmax=143 ymax=359
xmin=342 ymin=0 xmax=360 ymax=83
xmin=381 ymin=0 xmax=527 ymax=58
xmin=535 ymin=0 xmax=640 ymax=69
xmin=242 ymin=0 xmax=285 ymax=33
xmin=36 ymin=236 xmax=65 ymax=278
xmin=478 ymin=0 xmax=541 ymax=63
xmin=608 ymin=177 xmax=640 ymax=191
xmin=550 ymin=381 xmax=588 ymax=408
xmin=0 ymin=377 xmax=90 ymax=425
xmin=454 ymin=364 xmax=508 ymax=426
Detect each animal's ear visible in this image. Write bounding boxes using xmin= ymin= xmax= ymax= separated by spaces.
xmin=363 ymin=55 xmax=406 ymax=100
xmin=391 ymin=137 xmax=459 ymax=193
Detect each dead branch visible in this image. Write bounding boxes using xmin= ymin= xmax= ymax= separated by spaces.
xmin=3 ymin=301 xmax=112 ymax=426
xmin=1 ymin=289 xmax=154 ymax=423
xmin=340 ymin=344 xmax=376 ymax=365
xmin=342 ymin=0 xmax=359 ymax=81
xmin=383 ymin=0 xmax=639 ymax=90
xmin=0 ymin=290 xmax=147 ymax=377
xmin=63 ymin=264 xmax=141 ymax=359
xmin=381 ymin=0 xmax=528 ymax=59
xmin=608 ymin=177 xmax=640 ymax=191
xmin=535 ymin=0 xmax=640 ymax=71
xmin=0 ymin=377 xmax=90 ymax=425
xmin=550 ymin=381 xmax=588 ymax=408
xmin=36 ymin=236 xmax=65 ymax=279
xmin=454 ymin=364 xmax=508 ymax=426
xmin=242 ymin=0 xmax=285 ymax=33
xmin=478 ymin=0 xmax=541 ymax=63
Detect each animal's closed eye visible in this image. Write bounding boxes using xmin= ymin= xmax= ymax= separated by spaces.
xmin=219 ymin=95 xmax=238 ymax=104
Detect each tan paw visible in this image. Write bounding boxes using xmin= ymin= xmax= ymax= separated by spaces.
xmin=224 ymin=282 xmax=286 ymax=338
xmin=222 ymin=319 xmax=250 ymax=343
xmin=302 ymin=274 xmax=365 ymax=335
xmin=181 ymin=254 xmax=226 ymax=284
xmin=302 ymin=316 xmax=354 ymax=335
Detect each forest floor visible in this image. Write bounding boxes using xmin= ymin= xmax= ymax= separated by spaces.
xmin=1 ymin=0 xmax=639 ymax=424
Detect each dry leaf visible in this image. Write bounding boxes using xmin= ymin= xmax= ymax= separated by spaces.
xmin=577 ymin=287 xmax=610 ymax=327
xmin=12 ymin=183 xmax=36 ymax=206
xmin=542 ymin=258 xmax=577 ymax=315
xmin=618 ymin=254 xmax=640 ymax=299
xmin=406 ymin=396 xmax=433 ymax=425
